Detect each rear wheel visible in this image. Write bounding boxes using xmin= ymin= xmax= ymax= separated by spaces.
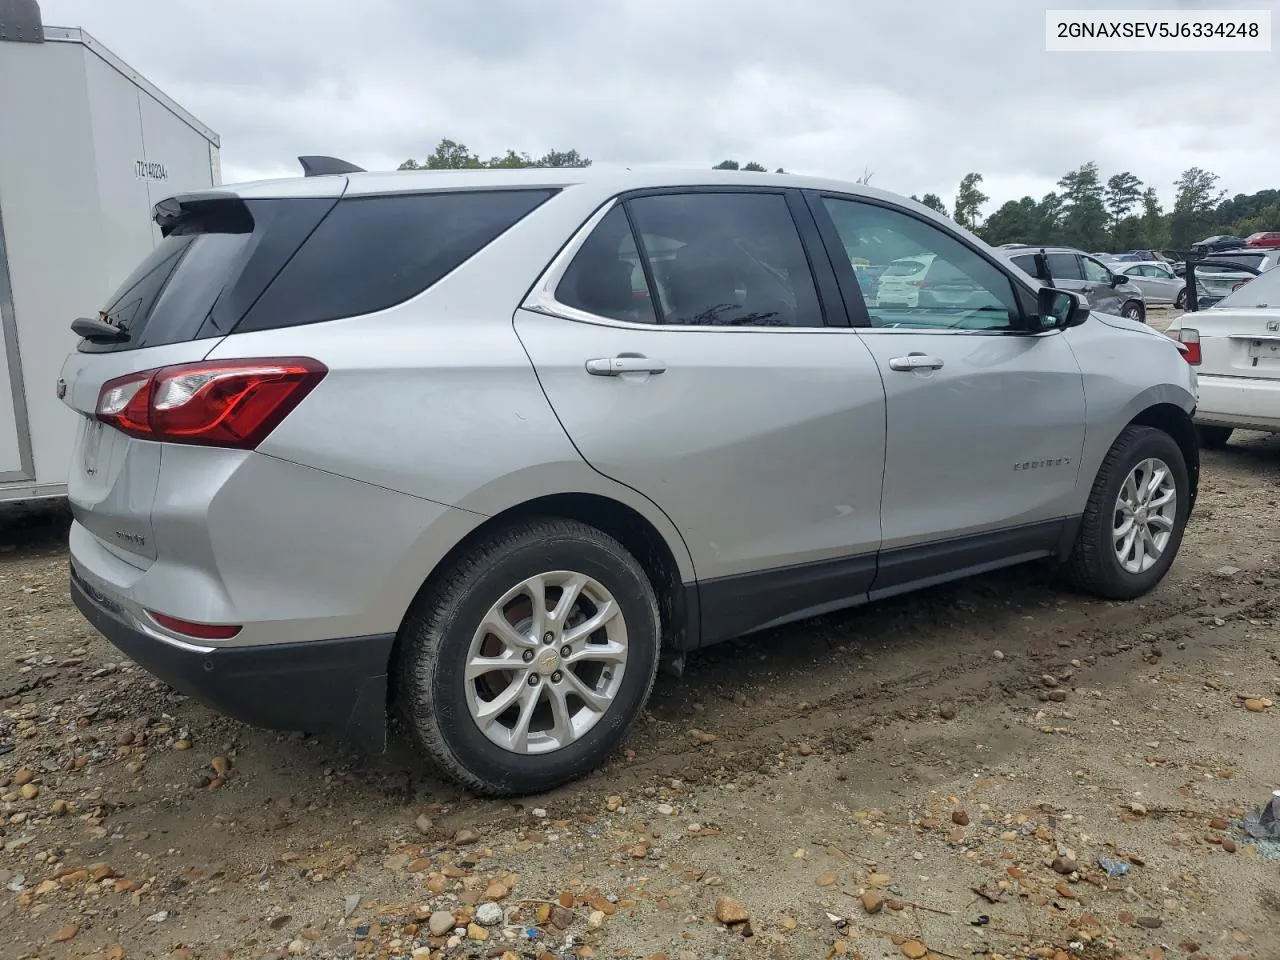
xmin=1196 ymin=425 xmax=1233 ymax=449
xmin=394 ymin=518 xmax=660 ymax=796
xmin=1121 ymin=301 xmax=1145 ymax=323
xmin=1066 ymin=425 xmax=1188 ymax=600
xmin=1174 ymin=288 xmax=1188 ymax=310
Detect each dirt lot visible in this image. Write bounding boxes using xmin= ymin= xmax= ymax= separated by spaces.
xmin=2 ymin=380 xmax=1279 ymax=958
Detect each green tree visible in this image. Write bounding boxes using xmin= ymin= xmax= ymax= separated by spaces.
xmin=1104 ymin=172 xmax=1144 ymax=236
xmin=1138 ymin=187 xmax=1168 ymax=249
xmin=978 ymin=197 xmax=1038 ymax=245
xmin=1169 ymin=167 xmax=1226 ymax=248
xmin=399 ymin=139 xmax=590 ymax=171
xmin=911 ymin=193 xmax=948 ymax=217
xmin=1056 ymin=162 xmax=1109 ymax=251
xmin=952 ymin=172 xmax=987 ymax=231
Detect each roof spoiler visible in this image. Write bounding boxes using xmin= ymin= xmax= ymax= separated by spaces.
xmin=298 ymin=155 xmax=365 ymax=177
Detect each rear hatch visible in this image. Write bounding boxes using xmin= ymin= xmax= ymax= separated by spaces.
xmin=60 ymin=184 xmax=345 ymax=567
xmin=61 ymin=178 xmax=559 ymax=569
xmin=1190 ymin=269 xmax=1280 ymax=380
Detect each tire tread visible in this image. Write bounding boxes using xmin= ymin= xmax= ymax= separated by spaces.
xmin=1066 ymin=425 xmax=1184 ymax=599
xmin=392 ymin=517 xmax=660 ymax=797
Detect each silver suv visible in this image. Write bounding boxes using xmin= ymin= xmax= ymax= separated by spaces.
xmin=62 ymin=166 xmax=1198 ymax=796
xmin=1001 ymin=245 xmax=1147 ymax=322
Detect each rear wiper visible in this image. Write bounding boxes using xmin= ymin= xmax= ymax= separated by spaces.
xmin=71 ymin=316 xmax=130 ymax=343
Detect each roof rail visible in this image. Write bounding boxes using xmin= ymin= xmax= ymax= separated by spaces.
xmin=297 ymin=155 xmax=365 ymax=177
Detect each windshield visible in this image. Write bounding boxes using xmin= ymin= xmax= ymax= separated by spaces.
xmin=1211 ymin=266 xmax=1280 ymax=309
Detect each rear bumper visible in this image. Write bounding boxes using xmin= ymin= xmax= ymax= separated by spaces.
xmin=1194 ymin=374 xmax=1280 ymax=432
xmin=70 ymin=563 xmax=393 ymax=749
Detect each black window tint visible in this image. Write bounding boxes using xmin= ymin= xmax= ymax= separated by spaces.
xmin=625 ymin=193 xmax=823 ymax=327
xmin=555 ymin=205 xmax=656 ymax=324
xmin=1010 ymin=254 xmax=1037 ymax=274
xmin=238 ymin=189 xmax=554 ymax=333
xmin=821 ymin=197 xmax=1020 ymax=331
xmin=1046 ymin=253 xmax=1083 ymax=280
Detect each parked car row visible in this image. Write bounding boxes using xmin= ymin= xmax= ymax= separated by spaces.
xmin=998 ymin=244 xmax=1147 ymax=321
xmin=1190 ymin=233 xmax=1280 ymax=256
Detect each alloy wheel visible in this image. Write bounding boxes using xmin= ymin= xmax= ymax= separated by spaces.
xmin=464 ymin=571 xmax=628 ymax=754
xmin=1113 ymin=457 xmax=1177 ymax=574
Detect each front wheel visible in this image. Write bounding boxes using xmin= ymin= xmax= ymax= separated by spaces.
xmin=394 ymin=518 xmax=661 ymax=797
xmin=1121 ymin=301 xmax=1146 ymax=323
xmin=1065 ymin=425 xmax=1189 ymax=600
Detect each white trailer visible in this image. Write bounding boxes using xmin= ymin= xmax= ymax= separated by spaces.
xmin=0 ymin=0 xmax=219 ymax=502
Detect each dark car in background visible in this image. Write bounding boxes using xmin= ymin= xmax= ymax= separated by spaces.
xmin=1190 ymin=235 xmax=1247 ymax=255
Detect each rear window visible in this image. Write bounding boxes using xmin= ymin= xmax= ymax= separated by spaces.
xmin=87 ymin=189 xmax=554 ymax=352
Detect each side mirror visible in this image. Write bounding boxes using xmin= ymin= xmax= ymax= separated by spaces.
xmin=1110 ymin=272 xmax=1127 ymax=287
xmin=1037 ymin=286 xmax=1088 ymax=329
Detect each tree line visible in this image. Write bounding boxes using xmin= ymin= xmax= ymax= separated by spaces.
xmin=399 ymin=140 xmax=1276 ymax=253
xmin=934 ymin=165 xmax=1278 ymax=253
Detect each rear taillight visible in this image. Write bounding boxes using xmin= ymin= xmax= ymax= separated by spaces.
xmin=147 ymin=611 xmax=242 ymax=640
xmin=1169 ymin=327 xmax=1201 ymax=365
xmin=96 ymin=358 xmax=326 ymax=448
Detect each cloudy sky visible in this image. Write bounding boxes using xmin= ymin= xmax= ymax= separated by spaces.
xmin=38 ymin=0 xmax=1280 ymax=215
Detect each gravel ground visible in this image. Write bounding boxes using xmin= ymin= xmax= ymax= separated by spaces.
xmin=2 ymin=343 xmax=1278 ymax=960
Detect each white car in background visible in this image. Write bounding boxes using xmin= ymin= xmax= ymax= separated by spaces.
xmin=873 ymin=253 xmax=936 ymax=306
xmin=1113 ymin=260 xmax=1188 ymax=308
xmin=1166 ymin=267 xmax=1280 ymax=447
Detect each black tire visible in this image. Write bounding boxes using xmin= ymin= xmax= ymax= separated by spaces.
xmin=1066 ymin=425 xmax=1189 ymax=600
xmin=1121 ymin=301 xmax=1146 ymax=323
xmin=1174 ymin=289 xmax=1187 ymax=310
xmin=1196 ymin=425 xmax=1233 ymax=449
xmin=393 ymin=518 xmax=661 ymax=797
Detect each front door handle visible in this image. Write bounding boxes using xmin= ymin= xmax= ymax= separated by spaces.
xmin=585 ymin=356 xmax=667 ymax=376
xmin=887 ymin=353 xmax=944 ymax=372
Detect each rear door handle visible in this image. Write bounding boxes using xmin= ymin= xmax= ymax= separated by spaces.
xmin=585 ymin=356 xmax=667 ymax=376
xmin=887 ymin=354 xmax=944 ymax=372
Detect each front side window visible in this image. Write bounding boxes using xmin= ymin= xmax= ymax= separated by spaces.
xmin=821 ymin=197 xmax=1021 ymax=331
xmin=1082 ymin=257 xmax=1112 ymax=283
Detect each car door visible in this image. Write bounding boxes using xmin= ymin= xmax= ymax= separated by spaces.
xmin=1145 ymin=263 xmax=1184 ymax=303
xmin=809 ymin=194 xmax=1086 ymax=595
xmin=1081 ymin=254 xmax=1125 ymax=315
xmin=515 ymin=189 xmax=888 ymax=644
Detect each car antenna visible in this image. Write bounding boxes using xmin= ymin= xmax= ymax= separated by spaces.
xmin=297 ymin=155 xmax=366 ymax=177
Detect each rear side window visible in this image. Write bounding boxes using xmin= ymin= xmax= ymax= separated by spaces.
xmin=239 ymin=189 xmax=555 ymax=333
xmin=555 ymin=206 xmax=656 ymax=324
xmin=628 ymin=192 xmax=824 ymax=327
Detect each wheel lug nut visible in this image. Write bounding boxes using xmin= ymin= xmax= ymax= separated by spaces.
xmin=560 ymin=645 xmax=571 ymax=658
xmin=542 ymin=632 xmax=555 ymax=645
xmin=550 ymin=671 xmax=563 ymax=683
xmin=527 ymin=674 xmax=540 ymax=686
xmin=522 ymin=650 xmax=534 ymax=663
